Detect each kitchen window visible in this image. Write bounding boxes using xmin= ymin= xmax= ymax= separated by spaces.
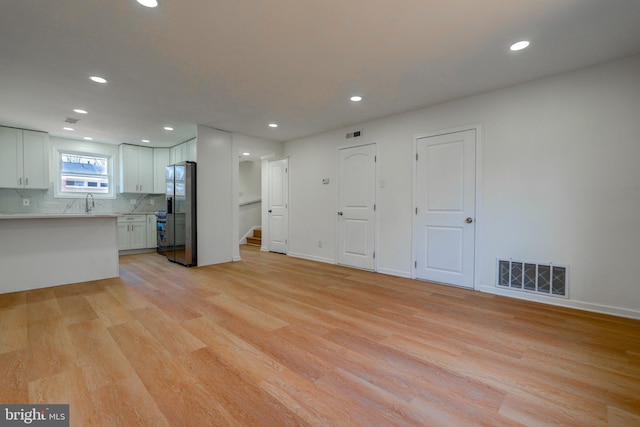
xmin=54 ymin=149 xmax=115 ymax=198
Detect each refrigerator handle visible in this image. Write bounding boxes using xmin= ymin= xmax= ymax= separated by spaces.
xmin=167 ymin=197 xmax=173 ymax=214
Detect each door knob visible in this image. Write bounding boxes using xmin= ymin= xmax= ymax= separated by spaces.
xmin=268 ymin=209 xmax=272 ymax=213
xmin=465 ymin=217 xmax=473 ymax=223
xmin=338 ymin=211 xmax=343 ymax=216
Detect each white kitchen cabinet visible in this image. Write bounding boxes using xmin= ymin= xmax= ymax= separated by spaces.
xmin=170 ymin=143 xmax=185 ymax=164
xmin=146 ymin=214 xmax=157 ymax=248
xmin=186 ymin=138 xmax=197 ymax=161
xmin=119 ymin=144 xmax=154 ymax=193
xmin=170 ymin=138 xmax=196 ymax=164
xmin=153 ymin=148 xmax=170 ymax=194
xmin=117 ymin=215 xmax=147 ymax=250
xmin=0 ymin=126 xmax=49 ymax=190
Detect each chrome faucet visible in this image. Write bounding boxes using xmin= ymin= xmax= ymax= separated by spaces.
xmin=85 ymin=193 xmax=95 ymax=213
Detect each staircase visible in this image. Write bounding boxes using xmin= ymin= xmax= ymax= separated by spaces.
xmin=246 ymin=228 xmax=262 ymax=246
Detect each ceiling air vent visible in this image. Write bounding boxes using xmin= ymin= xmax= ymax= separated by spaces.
xmin=64 ymin=117 xmax=79 ymax=124
xmin=497 ymin=258 xmax=568 ymax=298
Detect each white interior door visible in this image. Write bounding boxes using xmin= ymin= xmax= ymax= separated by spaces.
xmin=268 ymin=158 xmax=288 ymax=254
xmin=338 ymin=144 xmax=376 ymax=270
xmin=415 ymin=129 xmax=476 ymax=288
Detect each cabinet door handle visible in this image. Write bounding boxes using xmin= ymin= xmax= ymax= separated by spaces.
xmin=25 ymin=177 xmax=28 ymax=186
xmin=19 ymin=177 xmax=22 ymax=186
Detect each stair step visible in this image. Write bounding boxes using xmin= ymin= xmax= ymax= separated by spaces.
xmin=246 ymin=236 xmax=261 ymax=246
xmin=253 ymin=229 xmax=262 ymax=238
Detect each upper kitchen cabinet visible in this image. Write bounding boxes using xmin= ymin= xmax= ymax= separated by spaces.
xmin=119 ymin=144 xmax=154 ymax=193
xmin=0 ymin=126 xmax=49 ymax=190
xmin=170 ymin=143 xmax=185 ymax=164
xmin=186 ymin=138 xmax=197 ymax=162
xmin=153 ymin=148 xmax=170 ymax=194
xmin=170 ymin=138 xmax=196 ymax=164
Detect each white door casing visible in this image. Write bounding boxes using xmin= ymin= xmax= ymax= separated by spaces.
xmin=338 ymin=143 xmax=376 ymax=270
xmin=414 ymin=129 xmax=476 ymax=288
xmin=268 ymin=158 xmax=288 ymax=254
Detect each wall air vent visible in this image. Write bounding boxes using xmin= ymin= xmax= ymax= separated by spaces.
xmin=64 ymin=117 xmax=79 ymax=124
xmin=346 ymin=130 xmax=362 ymax=139
xmin=497 ymin=258 xmax=568 ymax=298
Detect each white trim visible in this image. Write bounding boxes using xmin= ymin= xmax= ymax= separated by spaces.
xmin=411 ymin=123 xmax=482 ymax=290
xmin=287 ymin=252 xmax=336 ymax=265
xmin=232 ymin=255 xmax=242 ymax=262
xmin=53 ymin=146 xmax=116 ymax=199
xmin=479 ymin=285 xmax=640 ymax=320
xmin=239 ymin=198 xmax=261 ymax=207
xmin=377 ymin=267 xmax=412 ymax=279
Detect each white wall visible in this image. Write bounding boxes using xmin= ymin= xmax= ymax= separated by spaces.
xmin=283 ymin=54 xmax=640 ymax=318
xmin=196 ymin=125 xmax=235 ymax=266
xmin=239 ymin=161 xmax=261 ymax=204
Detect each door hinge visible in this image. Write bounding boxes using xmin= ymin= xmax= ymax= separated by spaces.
xmin=415 ymin=207 xmax=418 ymax=215
xmin=415 ymin=260 xmax=417 ymax=268
xmin=374 ymin=155 xmax=377 ymax=163
xmin=285 ymin=239 xmax=288 ymax=244
xmin=374 ymin=204 xmax=376 ymax=211
xmin=373 ymin=251 xmax=376 ymax=259
xmin=416 ymin=153 xmax=418 ymax=161
xmin=285 ymin=168 xmax=288 ymax=173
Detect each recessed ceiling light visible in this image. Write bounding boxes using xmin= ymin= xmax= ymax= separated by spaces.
xmin=142 ymin=139 xmax=150 ymax=143
xmin=268 ymin=123 xmax=278 ymax=128
xmin=83 ymin=137 xmax=93 ymax=140
xmin=164 ymin=126 xmax=174 ymax=131
xmin=73 ymin=109 xmax=88 ymax=114
xmin=63 ymin=127 xmax=74 ymax=131
xmin=136 ymin=0 xmax=158 ymax=8
xmin=510 ymin=40 xmax=530 ymax=51
xmin=350 ymin=95 xmax=363 ymax=102
xmin=242 ymin=152 xmax=250 ymax=156
xmin=90 ymin=76 xmax=107 ymax=84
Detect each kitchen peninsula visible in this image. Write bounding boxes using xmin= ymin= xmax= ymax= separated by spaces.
xmin=0 ymin=214 xmax=120 ymax=294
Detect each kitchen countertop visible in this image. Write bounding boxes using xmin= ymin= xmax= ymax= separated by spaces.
xmin=0 ymin=213 xmax=121 ymax=220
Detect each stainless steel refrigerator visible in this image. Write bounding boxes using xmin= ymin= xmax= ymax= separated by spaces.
xmin=166 ymin=161 xmax=197 ymax=266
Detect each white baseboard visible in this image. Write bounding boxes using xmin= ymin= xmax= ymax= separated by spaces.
xmin=241 ymin=245 xmax=640 ymax=320
xmin=287 ymin=252 xmax=336 ymax=265
xmin=232 ymin=256 xmax=242 ymax=262
xmin=479 ymin=285 xmax=640 ymax=320
xmin=377 ymin=267 xmax=412 ymax=279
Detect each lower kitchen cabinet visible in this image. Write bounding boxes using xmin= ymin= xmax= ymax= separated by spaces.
xmin=146 ymin=214 xmax=157 ymax=248
xmin=117 ymin=215 xmax=147 ymax=250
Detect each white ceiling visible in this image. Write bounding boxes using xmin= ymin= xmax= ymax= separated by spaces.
xmin=1 ymin=0 xmax=639 ymax=149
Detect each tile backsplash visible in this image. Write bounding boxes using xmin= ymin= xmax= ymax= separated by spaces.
xmin=0 ymin=185 xmax=165 ymax=215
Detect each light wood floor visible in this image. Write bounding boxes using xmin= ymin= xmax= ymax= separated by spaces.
xmin=1 ymin=246 xmax=639 ymax=426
